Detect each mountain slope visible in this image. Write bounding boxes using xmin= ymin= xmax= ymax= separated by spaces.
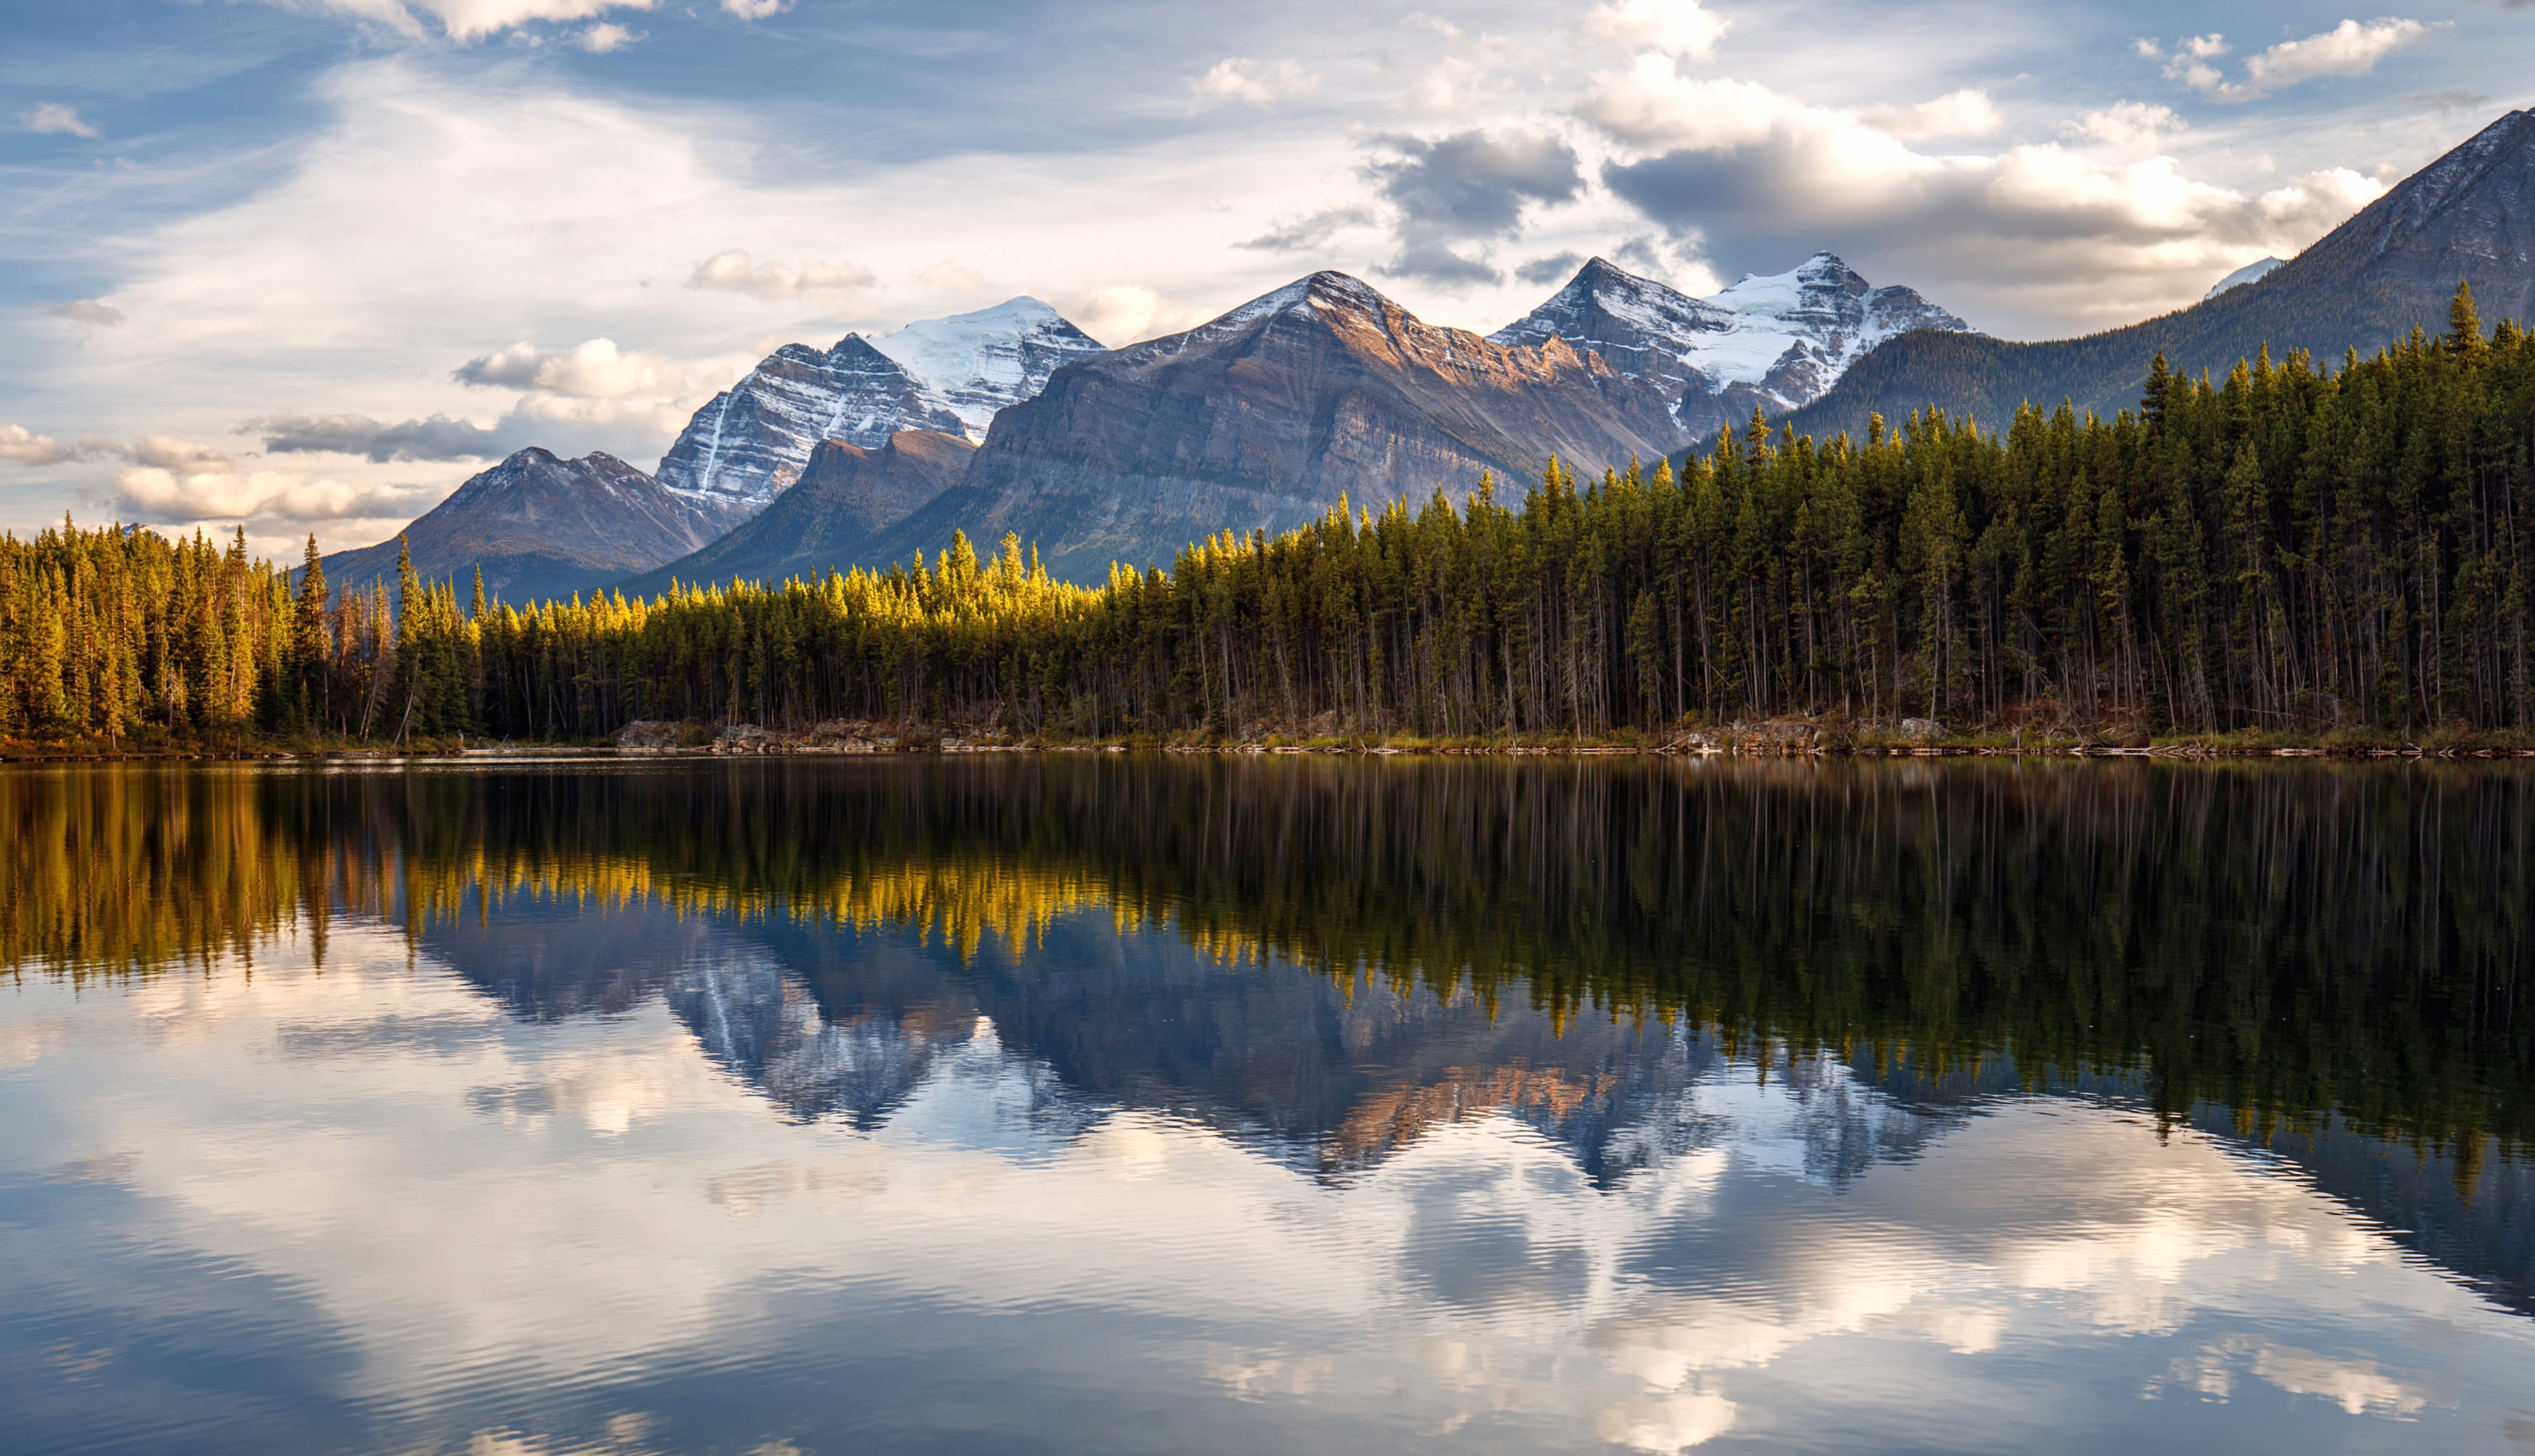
xmin=616 ymin=430 xmax=976 ymax=595
xmin=320 ymin=449 xmax=726 ymax=606
xmin=1782 ymin=108 xmax=2535 ymax=442
xmin=874 ymin=298 xmax=1108 ymax=442
xmin=1490 ymin=253 xmax=1971 ymax=436
xmin=936 ymin=271 xmax=1692 ymax=580
xmin=654 ymin=336 xmax=964 ymax=511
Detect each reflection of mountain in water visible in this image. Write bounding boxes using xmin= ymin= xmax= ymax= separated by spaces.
xmin=443 ymin=894 xmax=2527 ymax=1327
xmin=417 ymin=890 xmax=1990 ymax=1194
xmin=7 ymin=757 xmax=2528 ymax=1319
xmin=2192 ymin=1108 xmax=2535 ymax=1321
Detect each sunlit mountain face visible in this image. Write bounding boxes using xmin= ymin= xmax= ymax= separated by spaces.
xmin=2 ymin=758 xmax=2531 ymax=1455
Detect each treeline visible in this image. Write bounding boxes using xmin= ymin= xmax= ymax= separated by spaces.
xmin=5 ymin=288 xmax=2533 ymax=744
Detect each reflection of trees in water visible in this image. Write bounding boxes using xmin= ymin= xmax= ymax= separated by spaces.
xmin=4 ymin=757 xmax=2528 ymax=1165
xmin=5 ymin=756 xmax=2528 ymax=1312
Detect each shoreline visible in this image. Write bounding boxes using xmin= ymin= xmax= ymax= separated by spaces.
xmin=6 ymin=738 xmax=2534 ymax=764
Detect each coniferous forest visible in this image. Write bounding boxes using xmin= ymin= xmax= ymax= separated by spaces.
xmin=4 ymin=290 xmax=2532 ymax=749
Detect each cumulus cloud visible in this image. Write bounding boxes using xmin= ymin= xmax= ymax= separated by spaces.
xmin=103 ymin=456 xmax=436 ymax=526
xmin=2064 ymin=101 xmax=2188 ymax=152
xmin=251 ymin=412 xmax=512 ymax=463
xmin=1585 ymin=0 xmax=1728 ymax=60
xmin=1241 ymin=205 xmax=1378 ymax=252
xmin=1365 ymin=129 xmax=1583 ymax=286
xmin=453 ymin=338 xmax=681 ymax=398
xmin=21 ymin=102 xmax=100 ymax=138
xmin=1 ymin=425 xmax=79 ymax=466
xmin=253 ymin=0 xmax=658 ymax=43
xmin=721 ymin=0 xmax=790 ymax=17
xmin=1860 ymin=89 xmax=2005 ymax=143
xmin=1583 ymin=57 xmax=2387 ymax=330
xmin=1192 ymin=58 xmax=1320 ymax=107
xmin=575 ymin=22 xmax=639 ymax=51
xmin=2162 ymin=19 xmax=2430 ymax=102
xmin=0 ymin=430 xmax=431 ymax=526
xmin=47 ymin=300 xmax=126 ymax=326
xmin=686 ymin=249 xmax=880 ymax=304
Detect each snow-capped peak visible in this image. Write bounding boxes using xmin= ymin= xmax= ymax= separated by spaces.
xmin=2205 ymin=256 xmax=2286 ymax=300
xmin=1490 ymin=251 xmax=1974 ymax=428
xmin=875 ymin=297 xmax=1108 ymax=441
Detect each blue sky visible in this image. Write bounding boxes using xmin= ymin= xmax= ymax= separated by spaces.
xmin=4 ymin=0 xmax=2530 ymax=553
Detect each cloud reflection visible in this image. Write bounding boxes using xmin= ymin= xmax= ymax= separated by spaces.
xmin=5 ymin=911 xmax=2529 ymax=1456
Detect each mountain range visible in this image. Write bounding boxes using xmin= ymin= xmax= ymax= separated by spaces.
xmin=1784 ymin=107 xmax=2535 ymax=442
xmin=320 ymin=107 xmax=2535 ymax=598
xmin=1490 ymin=251 xmax=1971 ymax=437
xmin=318 ymin=447 xmax=732 ymax=604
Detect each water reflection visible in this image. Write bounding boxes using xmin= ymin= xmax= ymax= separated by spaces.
xmin=1 ymin=758 xmax=2532 ymax=1454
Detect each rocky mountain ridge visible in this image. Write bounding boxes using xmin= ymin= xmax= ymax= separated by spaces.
xmin=1491 ymin=252 xmax=1972 ymax=436
xmin=318 ymin=447 xmax=729 ymax=606
xmin=935 ymin=269 xmax=1695 ymax=579
xmin=617 ymin=429 xmax=978 ymax=598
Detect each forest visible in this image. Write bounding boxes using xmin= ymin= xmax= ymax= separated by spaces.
xmin=1 ymin=285 xmax=2530 ymax=747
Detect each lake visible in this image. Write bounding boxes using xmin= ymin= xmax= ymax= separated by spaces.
xmin=3 ymin=757 xmax=2531 ymax=1455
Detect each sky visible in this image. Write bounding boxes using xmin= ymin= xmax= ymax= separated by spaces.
xmin=2 ymin=0 xmax=2531 ymax=556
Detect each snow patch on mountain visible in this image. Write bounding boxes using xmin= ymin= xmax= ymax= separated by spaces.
xmin=876 ymin=298 xmax=1107 ymax=442
xmin=1491 ymin=253 xmax=1974 ymax=426
xmin=2205 ymin=256 xmax=2286 ymax=299
xmin=657 ymin=299 xmax=1106 ymax=508
xmin=654 ymin=337 xmax=963 ymax=510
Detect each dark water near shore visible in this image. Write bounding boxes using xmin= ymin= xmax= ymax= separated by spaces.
xmin=4 ymin=757 xmax=2533 ymax=1455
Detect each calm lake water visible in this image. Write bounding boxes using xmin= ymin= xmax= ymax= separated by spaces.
xmin=4 ymin=757 xmax=2532 ymax=1455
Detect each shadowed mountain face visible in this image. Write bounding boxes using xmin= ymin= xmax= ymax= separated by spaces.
xmin=317 ymin=447 xmax=731 ymax=606
xmin=933 ymin=272 xmax=1694 ymax=580
xmin=617 ymin=430 xmax=976 ymax=594
xmin=1785 ymin=109 xmax=2535 ymax=442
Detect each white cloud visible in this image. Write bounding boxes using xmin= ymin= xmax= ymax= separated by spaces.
xmin=1 ymin=425 xmax=78 ymax=466
xmin=1586 ymin=0 xmax=1729 ymax=61
xmin=1192 ymin=58 xmax=1321 ymax=107
xmin=1060 ymin=285 xmax=1209 ymax=345
xmin=2243 ymin=18 xmax=2429 ymax=91
xmin=4 ymin=55 xmax=1386 ymax=544
xmin=254 ymin=0 xmax=657 ymax=42
xmin=2065 ymin=101 xmax=2188 ymax=152
xmin=2167 ymin=19 xmax=2430 ymax=102
xmin=21 ymin=102 xmax=100 ymax=138
xmin=721 ymin=0 xmax=790 ymax=18
xmin=105 ymin=461 xmax=434 ymax=526
xmin=686 ymin=249 xmax=881 ymax=304
xmin=453 ymin=338 xmax=682 ymax=398
xmin=575 ymin=22 xmax=639 ymax=52
xmin=1860 ymin=89 xmax=2004 ymax=143
xmin=1584 ymin=57 xmax=2388 ymax=330
xmin=5 ymin=432 xmax=434 ymax=526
